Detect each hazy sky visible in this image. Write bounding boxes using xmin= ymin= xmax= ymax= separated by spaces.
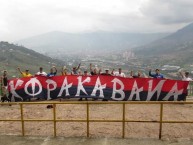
xmin=0 ymin=0 xmax=193 ymax=41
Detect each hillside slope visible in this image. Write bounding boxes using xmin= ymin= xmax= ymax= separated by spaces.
xmin=0 ymin=41 xmax=64 ymax=77
xmin=135 ymin=23 xmax=193 ymax=65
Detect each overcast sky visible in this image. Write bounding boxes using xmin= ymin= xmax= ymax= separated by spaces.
xmin=0 ymin=0 xmax=193 ymax=41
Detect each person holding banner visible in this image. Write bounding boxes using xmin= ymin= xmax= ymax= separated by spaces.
xmin=36 ymin=67 xmax=47 ymax=76
xmin=71 ymin=63 xmax=81 ymax=75
xmin=149 ymin=69 xmax=164 ymax=79
xmin=47 ymin=66 xmax=57 ymax=77
xmin=112 ymin=68 xmax=126 ymax=77
xmin=61 ymin=66 xmax=68 ymax=75
xmin=179 ymin=71 xmax=192 ymax=101
xmin=101 ymin=69 xmax=112 ymax=76
xmin=90 ymin=63 xmax=100 ymax=75
xmin=17 ymin=67 xmax=32 ymax=77
xmin=179 ymin=71 xmax=192 ymax=81
xmin=130 ymin=70 xmax=142 ymax=78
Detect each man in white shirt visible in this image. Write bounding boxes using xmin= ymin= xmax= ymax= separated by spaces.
xmin=36 ymin=67 xmax=47 ymax=76
xmin=179 ymin=71 xmax=192 ymax=101
xmin=180 ymin=71 xmax=192 ymax=81
xmin=113 ymin=68 xmax=126 ymax=77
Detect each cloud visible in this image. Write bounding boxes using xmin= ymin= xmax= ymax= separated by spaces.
xmin=0 ymin=0 xmax=192 ymax=41
xmin=140 ymin=0 xmax=193 ymax=24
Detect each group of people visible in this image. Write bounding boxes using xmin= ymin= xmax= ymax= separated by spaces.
xmin=15 ymin=63 xmax=137 ymax=78
xmin=17 ymin=66 xmax=57 ymax=77
xmin=14 ymin=63 xmax=168 ymax=79
xmin=1 ymin=63 xmax=192 ymax=102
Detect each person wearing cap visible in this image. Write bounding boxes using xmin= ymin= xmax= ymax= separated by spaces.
xmin=18 ymin=67 xmax=32 ymax=77
xmin=149 ymin=69 xmax=164 ymax=79
xmin=36 ymin=67 xmax=47 ymax=76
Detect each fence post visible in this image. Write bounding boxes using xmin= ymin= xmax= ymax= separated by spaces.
xmin=159 ymin=103 xmax=163 ymax=139
xmin=20 ymin=103 xmax=25 ymax=136
xmin=53 ymin=104 xmax=56 ymax=137
xmin=86 ymin=102 xmax=90 ymax=137
xmin=122 ymin=103 xmax=126 ymax=138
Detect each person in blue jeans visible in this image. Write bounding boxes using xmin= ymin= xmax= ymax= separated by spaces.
xmin=149 ymin=69 xmax=164 ymax=79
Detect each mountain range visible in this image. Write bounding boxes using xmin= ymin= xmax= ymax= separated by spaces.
xmin=135 ymin=22 xmax=193 ymax=65
xmin=16 ymin=31 xmax=169 ymax=58
xmin=10 ymin=22 xmax=193 ymax=69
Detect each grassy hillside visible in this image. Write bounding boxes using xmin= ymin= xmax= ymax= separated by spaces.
xmin=0 ymin=41 xmax=64 ymax=78
xmin=135 ymin=23 xmax=193 ymax=66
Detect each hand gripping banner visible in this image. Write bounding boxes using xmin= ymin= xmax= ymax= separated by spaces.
xmin=8 ymin=75 xmax=189 ymax=101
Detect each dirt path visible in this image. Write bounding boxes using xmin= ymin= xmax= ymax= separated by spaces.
xmin=1 ymin=101 xmax=193 ymax=140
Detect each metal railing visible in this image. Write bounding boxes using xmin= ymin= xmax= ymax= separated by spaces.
xmin=189 ymin=83 xmax=193 ymax=96
xmin=1 ymin=101 xmax=193 ymax=139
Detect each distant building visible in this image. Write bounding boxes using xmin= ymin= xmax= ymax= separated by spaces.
xmin=123 ymin=50 xmax=135 ymax=61
xmin=161 ymin=65 xmax=180 ymax=71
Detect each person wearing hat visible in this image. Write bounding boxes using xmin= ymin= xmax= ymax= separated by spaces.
xmin=149 ymin=69 xmax=164 ymax=79
xmin=18 ymin=67 xmax=32 ymax=77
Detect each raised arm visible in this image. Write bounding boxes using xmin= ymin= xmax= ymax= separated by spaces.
xmin=111 ymin=69 xmax=115 ymax=75
xmin=148 ymin=69 xmax=154 ymax=77
xmin=130 ymin=70 xmax=134 ymax=77
xmin=76 ymin=63 xmax=81 ymax=70
xmin=98 ymin=68 xmax=102 ymax=75
xmin=179 ymin=71 xmax=184 ymax=79
xmin=17 ymin=67 xmax=23 ymax=74
xmin=90 ymin=63 xmax=93 ymax=72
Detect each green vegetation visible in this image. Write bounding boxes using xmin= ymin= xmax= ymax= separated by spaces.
xmin=0 ymin=41 xmax=64 ymax=78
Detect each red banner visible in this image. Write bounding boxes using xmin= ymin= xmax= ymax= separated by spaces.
xmin=8 ymin=75 xmax=189 ymax=101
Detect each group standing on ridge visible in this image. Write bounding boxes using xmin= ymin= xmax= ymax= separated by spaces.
xmin=1 ymin=63 xmax=192 ymax=102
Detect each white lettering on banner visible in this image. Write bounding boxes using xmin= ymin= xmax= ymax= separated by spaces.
xmin=146 ymin=80 xmax=166 ymax=101
xmin=46 ymin=79 xmax=57 ymax=100
xmin=75 ymin=76 xmax=91 ymax=96
xmin=8 ymin=76 xmax=187 ymax=101
xmin=163 ymin=82 xmax=184 ymax=101
xmin=9 ymin=79 xmax=24 ymax=102
xmin=111 ymin=78 xmax=125 ymax=100
xmin=128 ymin=81 xmax=143 ymax=101
xmin=91 ymin=77 xmax=106 ymax=98
xmin=24 ymin=78 xmax=42 ymax=97
xmin=58 ymin=77 xmax=72 ymax=97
